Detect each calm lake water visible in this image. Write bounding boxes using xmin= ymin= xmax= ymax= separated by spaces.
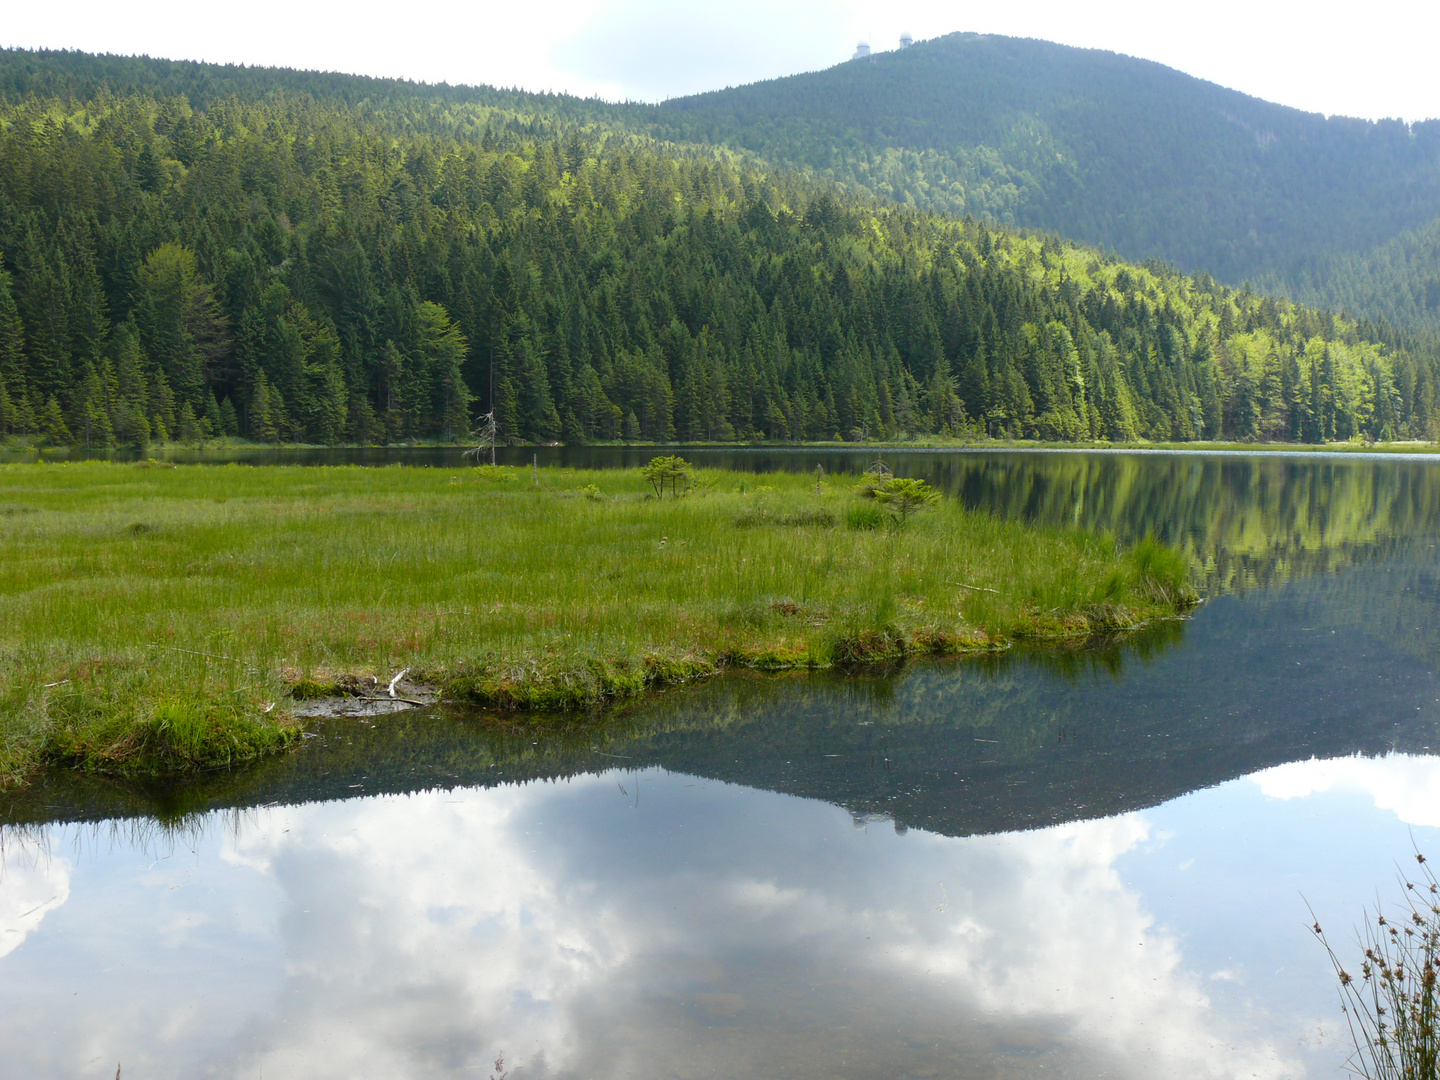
xmin=4 ymin=448 xmax=1440 ymax=1079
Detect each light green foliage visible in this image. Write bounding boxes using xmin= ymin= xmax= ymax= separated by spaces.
xmin=871 ymin=477 xmax=942 ymax=527
xmin=0 ymin=462 xmax=1196 ymax=785
xmin=641 ymin=455 xmax=694 ymax=497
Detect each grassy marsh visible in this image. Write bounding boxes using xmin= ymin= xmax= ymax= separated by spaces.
xmin=0 ymin=462 xmax=1195 ymax=785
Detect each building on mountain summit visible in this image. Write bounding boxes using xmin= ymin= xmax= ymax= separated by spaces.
xmin=900 ymin=33 xmax=913 ymax=48
xmin=852 ymin=42 xmax=871 ymax=59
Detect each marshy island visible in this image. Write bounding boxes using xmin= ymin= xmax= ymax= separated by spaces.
xmin=0 ymin=458 xmax=1196 ymax=786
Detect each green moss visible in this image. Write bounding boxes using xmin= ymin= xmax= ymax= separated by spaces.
xmin=288 ymin=677 xmax=345 ymax=700
xmin=35 ymin=685 xmax=297 ymax=776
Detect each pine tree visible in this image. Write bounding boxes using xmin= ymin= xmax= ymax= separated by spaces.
xmin=0 ymin=266 xmax=26 ymax=394
xmin=40 ymin=394 xmax=71 ymax=445
xmin=219 ymin=396 xmax=239 ymax=437
xmin=134 ymin=242 xmax=230 ymax=407
xmin=249 ymin=371 xmax=279 ymax=443
xmin=0 ymin=376 xmax=14 ymax=437
xmin=204 ymin=392 xmax=224 ymax=439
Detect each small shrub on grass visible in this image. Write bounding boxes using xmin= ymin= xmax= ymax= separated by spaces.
xmin=641 ymin=455 xmax=694 ymax=497
xmin=872 ymin=477 xmax=941 ymax=528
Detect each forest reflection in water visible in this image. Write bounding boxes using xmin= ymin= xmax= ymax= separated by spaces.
xmin=4 ymin=450 xmax=1440 ymax=1078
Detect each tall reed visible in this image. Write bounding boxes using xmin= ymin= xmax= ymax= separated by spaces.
xmin=1313 ymin=852 xmax=1440 ymax=1080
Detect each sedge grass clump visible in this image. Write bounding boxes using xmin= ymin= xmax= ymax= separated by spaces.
xmin=0 ymin=460 xmax=1198 ymax=784
xmin=1126 ymin=534 xmax=1196 ymax=606
xmin=30 ymin=678 xmax=296 ymax=774
xmin=1313 ymin=852 xmax=1440 ymax=1080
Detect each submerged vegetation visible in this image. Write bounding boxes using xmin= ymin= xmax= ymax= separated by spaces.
xmin=0 ymin=460 xmax=1194 ymax=786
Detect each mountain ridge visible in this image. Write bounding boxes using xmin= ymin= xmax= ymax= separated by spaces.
xmin=3 ymin=43 xmax=1440 ymax=451
xmin=647 ymin=33 xmax=1440 ymax=288
xmin=12 ymin=33 xmax=1439 ymax=333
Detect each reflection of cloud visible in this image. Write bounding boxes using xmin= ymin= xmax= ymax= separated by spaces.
xmin=0 ymin=846 xmax=69 ymax=960
xmin=1253 ymin=753 xmax=1440 ymax=826
xmin=211 ymin=776 xmax=1293 ymax=1080
xmin=0 ymin=773 xmax=1298 ymax=1079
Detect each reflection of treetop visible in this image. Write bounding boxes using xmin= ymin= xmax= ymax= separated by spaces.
xmin=908 ymin=453 xmax=1438 ymax=592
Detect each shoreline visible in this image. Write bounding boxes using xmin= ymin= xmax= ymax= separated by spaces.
xmin=6 ymin=438 xmax=1440 ymax=463
xmin=0 ymin=461 xmax=1197 ymax=787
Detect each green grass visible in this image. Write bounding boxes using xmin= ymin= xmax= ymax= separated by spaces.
xmin=0 ymin=461 xmax=1196 ymax=786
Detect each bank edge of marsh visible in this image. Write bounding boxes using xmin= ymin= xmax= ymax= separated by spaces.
xmin=6 ymin=434 xmax=1440 ymax=462
xmin=0 ymin=462 xmax=1197 ymax=788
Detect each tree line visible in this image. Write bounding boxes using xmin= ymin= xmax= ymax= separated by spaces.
xmin=2 ymin=76 xmax=1440 ymax=449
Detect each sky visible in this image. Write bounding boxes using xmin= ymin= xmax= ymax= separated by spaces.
xmin=2 ymin=0 xmax=1438 ymax=121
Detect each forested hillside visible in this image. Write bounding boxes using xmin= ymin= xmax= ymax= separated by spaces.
xmin=1276 ymin=218 xmax=1440 ymax=337
xmin=10 ymin=39 xmax=1440 ymax=303
xmin=3 ymin=54 xmax=1440 ymax=447
xmin=652 ymin=34 xmax=1440 ymax=290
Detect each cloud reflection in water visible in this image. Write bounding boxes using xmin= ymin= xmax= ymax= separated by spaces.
xmin=0 ymin=765 xmax=1342 ymax=1078
xmin=1253 ymin=752 xmax=1440 ymax=827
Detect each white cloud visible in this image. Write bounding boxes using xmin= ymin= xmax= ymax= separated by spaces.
xmin=0 ymin=771 xmax=1301 ymax=1079
xmin=1252 ymin=753 xmax=1440 ymax=827
xmin=0 ymin=843 xmax=70 ymax=961
xmin=1 ymin=0 xmax=1437 ymax=118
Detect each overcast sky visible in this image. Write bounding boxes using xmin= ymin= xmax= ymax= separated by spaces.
xmin=3 ymin=0 xmax=1437 ymax=121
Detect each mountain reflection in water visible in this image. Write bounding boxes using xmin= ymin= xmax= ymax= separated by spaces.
xmin=5 ymin=450 xmax=1440 ymax=1079
xmin=2 ymin=755 xmax=1437 ymax=1080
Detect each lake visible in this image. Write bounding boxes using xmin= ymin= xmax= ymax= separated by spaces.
xmin=3 ymin=448 xmax=1439 ymax=1079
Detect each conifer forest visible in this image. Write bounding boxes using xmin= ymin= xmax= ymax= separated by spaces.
xmin=3 ymin=47 xmax=1440 ymax=448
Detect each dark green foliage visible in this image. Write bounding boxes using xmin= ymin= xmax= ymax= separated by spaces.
xmin=1278 ymin=217 xmax=1440 ymax=337
xmin=651 ymin=34 xmax=1440 ymax=295
xmin=1 ymin=47 xmax=1440 ymax=445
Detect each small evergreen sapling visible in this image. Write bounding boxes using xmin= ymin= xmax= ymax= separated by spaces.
xmin=642 ymin=455 xmax=694 ymax=497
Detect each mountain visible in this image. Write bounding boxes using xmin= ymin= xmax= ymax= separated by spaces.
xmin=1 ymin=46 xmax=1439 ymax=450
xmin=1276 ymin=217 xmax=1440 ymax=335
xmin=646 ymin=33 xmax=1440 ymax=294
xmin=8 ymin=37 xmax=1440 ymax=330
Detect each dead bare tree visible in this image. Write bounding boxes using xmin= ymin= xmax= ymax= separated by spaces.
xmin=465 ymin=410 xmax=499 ymax=466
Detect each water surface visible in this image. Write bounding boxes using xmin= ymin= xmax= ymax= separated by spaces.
xmin=4 ymin=450 xmax=1440 ymax=1079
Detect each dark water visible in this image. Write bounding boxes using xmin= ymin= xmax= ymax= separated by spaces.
xmin=4 ymin=450 xmax=1440 ymax=1079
